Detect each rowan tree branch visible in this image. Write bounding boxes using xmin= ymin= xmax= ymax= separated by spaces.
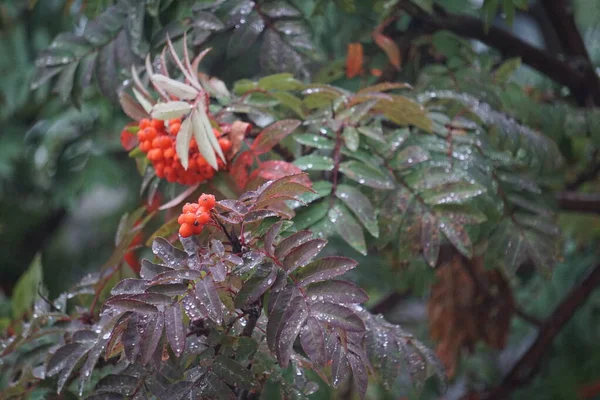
xmin=556 ymin=192 xmax=600 ymax=214
xmin=396 ymin=2 xmax=600 ymax=106
xmin=482 ymin=262 xmax=600 ymax=400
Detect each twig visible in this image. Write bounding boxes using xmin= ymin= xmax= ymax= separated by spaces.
xmin=556 ymin=192 xmax=600 ymax=214
xmin=482 ymin=263 xmax=600 ymax=400
xmin=395 ymin=2 xmax=600 ymax=106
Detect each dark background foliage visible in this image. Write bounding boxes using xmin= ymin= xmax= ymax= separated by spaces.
xmin=1 ymin=0 xmax=600 ymax=399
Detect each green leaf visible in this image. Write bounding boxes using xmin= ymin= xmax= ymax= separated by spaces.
xmin=227 ymin=11 xmax=266 ymax=58
xmin=294 ymin=155 xmax=335 ymax=171
xmin=213 ymin=355 xmax=257 ymax=390
xmin=343 ymin=126 xmax=359 ymax=152
xmin=295 ymin=181 xmax=333 ymax=205
xmin=339 ymin=160 xmax=395 ymax=190
xmin=271 ymin=91 xmax=304 ymax=117
xmin=495 ymin=57 xmax=521 ymax=83
xmin=439 ymin=217 xmax=472 ymax=258
xmin=335 ymin=184 xmax=379 ymax=237
xmin=422 ymin=182 xmax=486 ymax=205
xmin=329 ymin=203 xmax=367 ymax=255
xmin=294 ymin=199 xmax=330 ymax=230
xmin=258 ymin=73 xmax=304 ymax=91
xmin=390 ymin=146 xmax=430 ymax=170
xmin=12 ymin=253 xmax=43 ymax=318
xmin=294 ymin=134 xmax=335 ymax=150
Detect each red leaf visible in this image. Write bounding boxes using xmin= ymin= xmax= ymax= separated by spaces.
xmin=120 ymin=127 xmax=138 ymax=151
xmin=230 ymin=151 xmax=254 ymax=190
xmin=230 ymin=120 xmax=252 ymax=157
xmin=372 ymin=32 xmax=401 ymax=71
xmin=346 ymin=43 xmax=364 ymax=79
xmin=251 ymin=119 xmax=301 ymax=155
xmin=250 ymin=161 xmax=312 ymax=187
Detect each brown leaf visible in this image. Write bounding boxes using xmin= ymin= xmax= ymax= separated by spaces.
xmin=346 ymin=42 xmax=364 ymax=78
xmin=427 ymin=252 xmax=514 ymax=378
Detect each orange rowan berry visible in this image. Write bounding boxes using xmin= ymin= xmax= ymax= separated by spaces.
xmin=177 ymin=214 xmax=186 ymax=224
xmin=168 ymin=118 xmax=181 ymax=126
xmin=198 ymin=194 xmax=216 ymax=209
xmin=179 ymin=223 xmax=194 ymax=238
xmin=183 ymin=203 xmax=200 ymax=214
xmin=169 ymin=123 xmax=181 ymax=135
xmin=137 ymin=130 xmax=148 ymax=142
xmin=193 ymin=225 xmax=203 ymax=235
xmin=140 ymin=140 xmax=152 ymax=152
xmin=182 ymin=213 xmax=196 ymax=225
xmin=154 ymin=161 xmax=165 ymax=178
xmin=140 ymin=119 xmax=151 ymax=129
xmin=164 ymin=148 xmax=175 ymax=159
xmin=151 ymin=119 xmax=165 ymax=130
xmin=219 ymin=138 xmax=232 ymax=152
xmin=144 ymin=127 xmax=157 ymax=140
xmin=196 ymin=212 xmax=211 ymax=225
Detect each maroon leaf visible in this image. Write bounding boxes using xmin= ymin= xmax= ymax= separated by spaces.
xmin=120 ymin=126 xmax=138 ymax=151
xmin=296 ymin=257 xmax=358 ymax=287
xmin=110 ymin=279 xmax=148 ymax=295
xmin=151 ymin=269 xmax=203 ymax=284
xmin=264 ymin=221 xmax=284 ymax=255
xmin=182 ymin=291 xmax=209 ymax=321
xmin=267 ymin=286 xmax=298 ymax=351
xmin=276 ymin=296 xmax=309 ymax=368
xmin=283 ymin=239 xmax=327 ymax=273
xmin=305 ymin=280 xmax=368 ymax=304
xmin=300 ymin=317 xmax=326 ymax=366
xmin=165 ymin=303 xmax=186 ymax=357
xmin=141 ymin=313 xmax=164 ymax=365
xmin=251 ymin=119 xmax=301 ymax=155
xmin=329 ymin=338 xmax=351 ymax=387
xmin=347 ymin=351 xmax=368 ymax=398
xmin=140 ymin=259 xmax=172 ymax=280
xmin=274 ymin=231 xmax=313 ymax=259
xmin=103 ymin=299 xmax=158 ymax=314
xmin=123 ymin=314 xmax=140 ymax=362
xmin=195 ymin=277 xmax=223 ymax=324
xmin=311 ymin=302 xmax=365 ymax=332
xmin=235 ymin=263 xmax=277 ymax=308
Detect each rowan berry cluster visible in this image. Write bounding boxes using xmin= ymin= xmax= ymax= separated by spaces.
xmin=177 ymin=193 xmax=216 ymax=237
xmin=136 ymin=118 xmax=232 ymax=185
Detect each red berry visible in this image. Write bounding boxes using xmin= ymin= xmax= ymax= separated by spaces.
xmin=219 ymin=138 xmax=232 ymax=152
xmin=198 ymin=194 xmax=216 ymax=209
xmin=196 ymin=212 xmax=211 ymax=225
xmin=179 ymin=223 xmax=193 ymax=238
xmin=182 ymin=203 xmax=199 ymax=214
xmin=192 ymin=224 xmax=203 ymax=234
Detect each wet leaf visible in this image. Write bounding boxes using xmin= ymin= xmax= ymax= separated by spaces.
xmin=195 ymin=277 xmax=223 ymax=324
xmin=227 ymin=11 xmax=266 ymax=58
xmin=311 ymin=302 xmax=365 ymax=331
xmin=390 ymin=146 xmax=430 ymax=170
xmin=293 ymin=199 xmax=330 ymax=230
xmin=283 ymin=239 xmax=328 ymax=273
xmin=421 ymin=213 xmax=440 ymax=267
xmin=343 ymin=126 xmax=360 ymax=151
xmin=294 ymin=155 xmax=335 ymax=171
xmin=276 ymin=296 xmax=309 ymax=367
xmin=339 ymin=160 xmax=395 ymax=190
xmin=258 ymin=73 xmax=303 ymax=91
xmin=305 ymin=280 xmax=368 ymax=304
xmin=251 ymin=119 xmax=301 ymax=154
xmin=275 ymin=231 xmax=313 ymax=259
xmin=235 ymin=263 xmax=277 ymax=308
xmin=300 ymin=317 xmax=327 ymax=365
xmin=335 ymin=184 xmax=378 ymax=238
xmin=296 ymin=257 xmax=358 ymax=287
xmin=294 ymin=134 xmax=334 ymax=150
xmin=439 ymin=217 xmax=472 ymax=258
xmin=213 ymin=355 xmax=257 ymax=390
xmin=329 ymin=203 xmax=367 ymax=255
xmin=165 ymin=303 xmax=185 ymax=357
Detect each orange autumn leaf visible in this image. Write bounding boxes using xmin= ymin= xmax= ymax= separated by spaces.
xmin=372 ymin=32 xmax=401 ymax=71
xmin=370 ymin=68 xmax=382 ymax=77
xmin=346 ymin=42 xmax=364 ymax=78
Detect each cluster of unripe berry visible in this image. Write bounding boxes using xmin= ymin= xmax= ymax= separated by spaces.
xmin=178 ymin=193 xmax=216 ymax=237
xmin=136 ymin=118 xmax=232 ymax=185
